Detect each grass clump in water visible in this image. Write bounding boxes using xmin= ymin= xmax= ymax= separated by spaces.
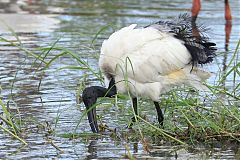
xmin=0 ymin=98 xmax=27 ymax=145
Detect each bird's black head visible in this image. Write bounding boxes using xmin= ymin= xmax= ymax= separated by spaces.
xmin=82 ymin=86 xmax=99 ymax=108
xmin=82 ymin=86 xmax=100 ymax=133
xmin=82 ymin=79 xmax=117 ymax=133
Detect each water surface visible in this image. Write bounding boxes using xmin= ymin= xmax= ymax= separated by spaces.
xmin=0 ymin=0 xmax=239 ymax=159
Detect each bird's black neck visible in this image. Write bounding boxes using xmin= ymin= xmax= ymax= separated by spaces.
xmin=95 ymin=78 xmax=117 ymax=98
xmin=106 ymin=78 xmax=117 ymax=97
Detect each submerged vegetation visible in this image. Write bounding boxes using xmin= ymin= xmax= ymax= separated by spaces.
xmin=0 ymin=26 xmax=239 ymax=149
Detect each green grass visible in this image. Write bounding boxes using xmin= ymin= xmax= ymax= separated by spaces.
xmin=0 ymin=99 xmax=27 ymax=145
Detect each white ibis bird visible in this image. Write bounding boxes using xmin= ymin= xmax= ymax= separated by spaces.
xmin=82 ymin=14 xmax=216 ymax=133
xmin=192 ymin=0 xmax=232 ymax=21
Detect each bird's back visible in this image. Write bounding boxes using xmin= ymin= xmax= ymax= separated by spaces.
xmin=99 ymin=23 xmax=190 ymax=80
xmin=99 ymin=14 xmax=216 ymax=100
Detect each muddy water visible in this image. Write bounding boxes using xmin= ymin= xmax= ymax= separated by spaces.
xmin=0 ymin=0 xmax=239 ymax=159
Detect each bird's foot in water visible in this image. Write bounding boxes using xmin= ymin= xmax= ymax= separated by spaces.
xmin=99 ymin=123 xmax=117 ymax=133
xmin=155 ymin=118 xmax=164 ymax=129
xmin=127 ymin=117 xmax=164 ymax=130
xmin=125 ymin=116 xmax=139 ymax=129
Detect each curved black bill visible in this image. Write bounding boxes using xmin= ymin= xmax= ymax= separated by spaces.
xmin=86 ymin=105 xmax=99 ymax=133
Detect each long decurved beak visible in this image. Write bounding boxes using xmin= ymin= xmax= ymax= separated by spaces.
xmin=86 ymin=105 xmax=99 ymax=133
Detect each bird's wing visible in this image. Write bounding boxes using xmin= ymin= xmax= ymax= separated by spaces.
xmin=100 ymin=24 xmax=192 ymax=83
xmin=146 ymin=14 xmax=216 ymax=65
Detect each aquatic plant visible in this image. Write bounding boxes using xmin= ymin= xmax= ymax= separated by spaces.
xmin=0 ymin=98 xmax=27 ymax=145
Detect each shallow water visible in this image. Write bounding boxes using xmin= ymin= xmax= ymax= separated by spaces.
xmin=0 ymin=0 xmax=239 ymax=159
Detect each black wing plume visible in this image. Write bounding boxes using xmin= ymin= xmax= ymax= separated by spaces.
xmin=146 ymin=13 xmax=217 ymax=65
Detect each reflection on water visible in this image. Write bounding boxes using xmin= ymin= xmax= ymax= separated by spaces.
xmin=0 ymin=14 xmax=59 ymax=33
xmin=0 ymin=0 xmax=239 ymax=159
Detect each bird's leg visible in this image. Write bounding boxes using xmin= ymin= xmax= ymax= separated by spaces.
xmin=191 ymin=0 xmax=201 ymax=22
xmin=191 ymin=20 xmax=200 ymax=42
xmin=225 ymin=20 xmax=232 ymax=51
xmin=224 ymin=0 xmax=232 ymax=21
xmin=129 ymin=97 xmax=138 ymax=128
xmin=224 ymin=0 xmax=232 ymax=50
xmin=154 ymin=101 xmax=164 ymax=126
xmin=132 ymin=97 xmax=138 ymax=121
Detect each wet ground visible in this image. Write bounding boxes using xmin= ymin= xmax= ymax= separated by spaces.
xmin=0 ymin=0 xmax=239 ymax=159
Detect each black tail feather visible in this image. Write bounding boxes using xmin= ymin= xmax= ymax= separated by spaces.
xmin=146 ymin=13 xmax=217 ymax=65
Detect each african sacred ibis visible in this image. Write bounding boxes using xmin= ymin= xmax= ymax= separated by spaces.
xmin=82 ymin=14 xmax=216 ymax=133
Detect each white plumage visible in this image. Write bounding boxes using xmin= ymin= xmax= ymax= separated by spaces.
xmin=99 ymin=24 xmax=210 ymax=101
xmin=82 ymin=14 xmax=216 ymax=133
